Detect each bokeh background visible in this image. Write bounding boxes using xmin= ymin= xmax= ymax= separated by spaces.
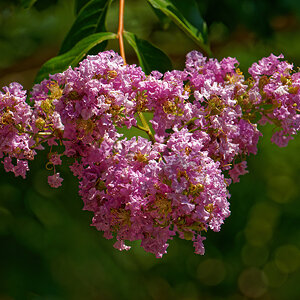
xmin=0 ymin=0 xmax=300 ymax=299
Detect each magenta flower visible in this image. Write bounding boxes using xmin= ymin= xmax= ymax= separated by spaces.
xmin=0 ymin=50 xmax=299 ymax=257
xmin=48 ymin=173 xmax=64 ymax=188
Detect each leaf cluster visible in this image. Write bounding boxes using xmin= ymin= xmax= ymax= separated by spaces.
xmin=19 ymin=0 xmax=211 ymax=82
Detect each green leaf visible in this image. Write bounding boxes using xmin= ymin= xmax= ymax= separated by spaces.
xmin=74 ymin=0 xmax=88 ymax=15
xmin=59 ymin=0 xmax=112 ymax=54
xmin=124 ymin=31 xmax=172 ymax=75
xmin=150 ymin=6 xmax=172 ymax=30
xmin=147 ymin=0 xmax=211 ymax=56
xmin=20 ymin=0 xmax=38 ymax=8
xmin=35 ymin=32 xmax=117 ymax=83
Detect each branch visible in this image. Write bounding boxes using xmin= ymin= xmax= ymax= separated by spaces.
xmin=117 ymin=0 xmax=126 ymax=64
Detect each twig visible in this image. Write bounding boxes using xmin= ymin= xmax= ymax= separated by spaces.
xmin=117 ymin=0 xmax=126 ymax=64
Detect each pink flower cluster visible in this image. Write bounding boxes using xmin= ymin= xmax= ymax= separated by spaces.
xmin=0 ymin=83 xmax=35 ymax=178
xmin=1 ymin=51 xmax=299 ymax=257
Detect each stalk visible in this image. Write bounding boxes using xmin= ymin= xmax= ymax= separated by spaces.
xmin=117 ymin=0 xmax=126 ymax=64
xmin=136 ymin=112 xmax=155 ymax=143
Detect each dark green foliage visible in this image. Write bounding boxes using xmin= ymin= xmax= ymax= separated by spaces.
xmin=74 ymin=0 xmax=89 ymax=14
xmin=147 ymin=0 xmax=211 ymax=56
xmin=150 ymin=4 xmax=172 ymax=30
xmin=20 ymin=0 xmax=38 ymax=8
xmin=124 ymin=31 xmax=172 ymax=74
xmin=59 ymin=0 xmax=112 ymax=54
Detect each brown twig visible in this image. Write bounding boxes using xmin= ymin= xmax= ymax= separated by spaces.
xmin=117 ymin=0 xmax=126 ymax=64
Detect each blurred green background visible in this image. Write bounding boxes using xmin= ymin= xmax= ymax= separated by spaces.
xmin=0 ymin=0 xmax=300 ymax=299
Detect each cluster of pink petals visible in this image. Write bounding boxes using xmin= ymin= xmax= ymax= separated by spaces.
xmin=248 ymin=54 xmax=300 ymax=146
xmin=48 ymin=172 xmax=63 ymax=188
xmin=0 ymin=50 xmax=299 ymax=257
xmin=0 ymin=83 xmax=35 ymax=178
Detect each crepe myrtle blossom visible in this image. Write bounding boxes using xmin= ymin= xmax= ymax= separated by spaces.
xmin=48 ymin=172 xmax=64 ymax=188
xmin=0 ymin=83 xmax=35 ymax=178
xmin=0 ymin=50 xmax=299 ymax=257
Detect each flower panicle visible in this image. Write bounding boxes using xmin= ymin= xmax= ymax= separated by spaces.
xmin=1 ymin=50 xmax=299 ymax=257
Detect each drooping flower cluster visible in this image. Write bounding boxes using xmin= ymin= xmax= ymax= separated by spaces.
xmin=248 ymin=54 xmax=300 ymax=147
xmin=1 ymin=50 xmax=299 ymax=257
xmin=0 ymin=83 xmax=35 ymax=178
